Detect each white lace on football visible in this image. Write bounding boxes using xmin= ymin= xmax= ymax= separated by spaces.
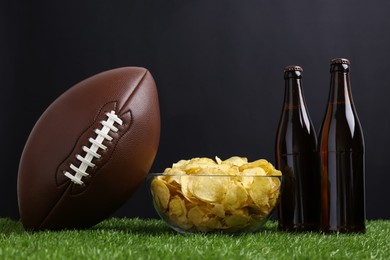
xmin=64 ymin=110 xmax=123 ymax=185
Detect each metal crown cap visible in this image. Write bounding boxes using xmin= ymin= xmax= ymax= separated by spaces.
xmin=331 ymin=58 xmax=350 ymax=65
xmin=284 ymin=65 xmax=303 ymax=73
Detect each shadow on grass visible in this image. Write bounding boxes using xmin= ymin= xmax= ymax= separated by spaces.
xmin=91 ymin=218 xmax=281 ymax=237
xmin=0 ymin=218 xmax=25 ymax=236
xmin=91 ymin=218 xmax=177 ymax=236
xmin=1 ymin=217 xmax=175 ymax=237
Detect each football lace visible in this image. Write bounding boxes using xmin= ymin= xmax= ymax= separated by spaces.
xmin=64 ymin=110 xmax=123 ymax=185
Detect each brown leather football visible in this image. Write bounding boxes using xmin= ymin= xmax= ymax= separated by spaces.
xmin=17 ymin=67 xmax=160 ymax=231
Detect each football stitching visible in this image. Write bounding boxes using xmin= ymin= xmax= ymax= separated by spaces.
xmin=63 ymin=111 xmax=123 ymax=185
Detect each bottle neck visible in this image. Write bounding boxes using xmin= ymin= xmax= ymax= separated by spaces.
xmin=282 ymin=76 xmax=312 ymax=134
xmin=284 ymin=77 xmax=305 ymax=108
xmin=329 ymin=71 xmax=353 ymax=105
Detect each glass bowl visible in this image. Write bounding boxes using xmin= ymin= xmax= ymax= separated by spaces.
xmin=147 ymin=173 xmax=282 ymax=234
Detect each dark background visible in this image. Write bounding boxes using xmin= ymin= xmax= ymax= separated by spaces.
xmin=1 ymin=1 xmax=389 ymax=220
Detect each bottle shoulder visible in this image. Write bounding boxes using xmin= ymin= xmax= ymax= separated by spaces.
xmin=276 ymin=119 xmax=318 ymax=154
xmin=277 ymin=109 xmax=317 ymax=134
xmin=319 ymin=112 xmax=365 ymax=152
xmin=320 ymin=103 xmax=364 ymax=135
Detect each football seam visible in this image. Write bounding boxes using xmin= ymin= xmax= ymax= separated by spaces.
xmin=118 ymin=69 xmax=149 ymax=114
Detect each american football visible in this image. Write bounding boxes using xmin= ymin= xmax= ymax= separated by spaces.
xmin=17 ymin=67 xmax=160 ymax=231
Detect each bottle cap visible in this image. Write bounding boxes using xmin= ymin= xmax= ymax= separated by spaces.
xmin=331 ymin=58 xmax=350 ymax=65
xmin=284 ymin=65 xmax=303 ymax=79
xmin=284 ymin=65 xmax=303 ymax=72
xmin=330 ymin=58 xmax=350 ymax=72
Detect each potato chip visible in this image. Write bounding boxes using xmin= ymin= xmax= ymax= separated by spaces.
xmin=215 ymin=163 xmax=234 ymax=173
xmin=187 ymin=206 xmax=207 ymax=226
xmin=190 ymin=157 xmax=217 ymax=165
xmin=190 ymin=176 xmax=228 ymax=202
xmin=165 ymin=182 xmax=182 ymax=197
xmin=183 ymin=157 xmax=217 ymax=174
xmin=187 ymin=205 xmax=224 ymax=232
xmin=172 ymin=159 xmax=190 ymax=169
xmin=169 ymin=195 xmax=187 ymax=217
xmin=270 ymin=168 xmax=283 ymax=176
xmin=222 ymin=181 xmax=248 ymax=211
xmin=239 ymin=159 xmax=267 ymax=171
xmin=196 ymin=167 xmax=226 ymax=175
xmin=225 ymin=209 xmax=250 ymax=228
xmin=211 ymin=203 xmax=225 ymax=218
xmin=151 ymin=178 xmax=170 ymax=211
xmin=248 ymin=177 xmax=274 ymax=207
xmin=222 ymin=156 xmax=248 ymax=167
xmin=242 ymin=167 xmax=267 ymax=176
xmin=215 ymin=156 xmax=223 ymax=165
xmin=168 ymin=195 xmax=193 ymax=230
xmin=205 ymin=217 xmax=223 ymax=230
xmin=163 ymin=167 xmax=186 ymax=176
xmin=180 ymin=175 xmax=198 ymax=202
xmin=268 ymin=177 xmax=282 ymax=207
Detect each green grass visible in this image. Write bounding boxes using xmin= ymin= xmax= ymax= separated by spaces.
xmin=1 ymin=218 xmax=389 ymax=259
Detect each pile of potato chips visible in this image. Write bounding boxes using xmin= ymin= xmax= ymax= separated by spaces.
xmin=150 ymin=156 xmax=282 ymax=233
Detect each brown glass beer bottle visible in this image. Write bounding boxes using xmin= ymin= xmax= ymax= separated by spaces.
xmin=275 ymin=66 xmax=321 ymax=231
xmin=319 ymin=58 xmax=365 ymax=233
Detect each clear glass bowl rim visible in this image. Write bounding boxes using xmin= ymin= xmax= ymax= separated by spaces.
xmin=147 ymin=173 xmax=283 ymax=178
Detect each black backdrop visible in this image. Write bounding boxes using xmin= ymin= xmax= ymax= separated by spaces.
xmin=2 ymin=1 xmax=390 ymax=220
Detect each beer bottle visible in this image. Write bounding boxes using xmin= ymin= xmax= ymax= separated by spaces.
xmin=319 ymin=58 xmax=365 ymax=233
xmin=275 ymin=65 xmax=321 ymax=231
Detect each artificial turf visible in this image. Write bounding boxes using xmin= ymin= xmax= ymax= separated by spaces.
xmin=0 ymin=218 xmax=389 ymax=259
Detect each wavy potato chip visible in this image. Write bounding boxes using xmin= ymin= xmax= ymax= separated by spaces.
xmin=242 ymin=167 xmax=267 ymax=176
xmin=187 ymin=206 xmax=207 ymax=226
xmin=183 ymin=157 xmax=217 ymax=174
xmin=169 ymin=195 xmax=187 ymax=217
xmin=190 ymin=176 xmax=228 ymax=202
xmin=222 ymin=181 xmax=248 ymax=211
xmin=248 ymin=177 xmax=275 ymax=207
xmin=221 ymin=156 xmax=248 ymax=167
xmin=163 ymin=167 xmax=186 ymax=176
xmin=172 ymin=159 xmax=190 ymax=169
xmin=225 ymin=209 xmax=250 ymax=228
xmin=211 ymin=203 xmax=225 ymax=218
xmin=151 ymin=178 xmax=170 ymax=211
xmin=168 ymin=195 xmax=193 ymax=230
xmin=206 ymin=217 xmax=223 ymax=230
